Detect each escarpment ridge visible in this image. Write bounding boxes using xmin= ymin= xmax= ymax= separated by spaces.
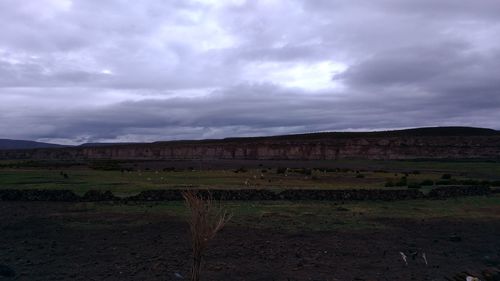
xmin=1 ymin=127 xmax=500 ymax=160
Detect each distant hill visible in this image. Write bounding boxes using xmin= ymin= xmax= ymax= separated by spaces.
xmin=0 ymin=139 xmax=67 ymax=150
xmin=155 ymin=126 xmax=500 ymax=144
xmin=79 ymin=142 xmax=140 ymax=148
xmin=259 ymin=126 xmax=500 ymax=140
xmin=1 ymin=127 xmax=500 ymax=160
xmin=2 ymin=127 xmax=498 ymax=151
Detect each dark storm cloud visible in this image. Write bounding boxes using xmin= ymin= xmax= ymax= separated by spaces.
xmin=303 ymin=0 xmax=500 ymax=20
xmin=4 ymin=83 xmax=499 ymax=144
xmin=335 ymin=41 xmax=500 ymax=111
xmin=1 ymin=0 xmax=499 ymax=144
xmin=334 ymin=42 xmax=469 ymax=88
xmin=235 ymin=45 xmax=327 ymax=62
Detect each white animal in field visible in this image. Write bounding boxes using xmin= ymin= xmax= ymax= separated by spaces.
xmin=399 ymin=252 xmax=408 ymax=266
xmin=399 ymin=251 xmax=428 ymax=266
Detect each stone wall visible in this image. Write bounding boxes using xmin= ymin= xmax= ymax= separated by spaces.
xmin=0 ymin=186 xmax=492 ymax=202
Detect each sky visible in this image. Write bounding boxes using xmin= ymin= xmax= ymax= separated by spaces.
xmin=1 ymin=0 xmax=499 ymax=144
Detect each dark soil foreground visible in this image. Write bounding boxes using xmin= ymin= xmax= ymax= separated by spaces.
xmin=0 ymin=202 xmax=499 ymax=281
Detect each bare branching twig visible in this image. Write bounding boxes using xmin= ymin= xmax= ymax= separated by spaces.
xmin=182 ymin=191 xmax=231 ymax=281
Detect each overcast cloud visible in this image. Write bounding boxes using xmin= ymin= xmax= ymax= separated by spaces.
xmin=1 ymin=0 xmax=499 ymax=144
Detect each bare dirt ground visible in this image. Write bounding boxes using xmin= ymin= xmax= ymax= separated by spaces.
xmin=0 ymin=202 xmax=499 ymax=281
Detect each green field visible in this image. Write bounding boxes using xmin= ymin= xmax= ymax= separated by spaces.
xmin=1 ymin=159 xmax=499 ymax=195
xmin=65 ymin=194 xmax=500 ymax=232
xmin=3 ymin=158 xmax=499 ymax=232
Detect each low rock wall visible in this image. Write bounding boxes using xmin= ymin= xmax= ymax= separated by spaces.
xmin=0 ymin=186 xmax=493 ymax=202
xmin=427 ymin=186 xmax=491 ymax=199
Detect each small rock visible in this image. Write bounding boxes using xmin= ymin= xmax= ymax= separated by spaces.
xmin=0 ymin=264 xmax=16 ymax=278
xmin=208 ymin=265 xmax=223 ymax=271
xmin=449 ymin=235 xmax=462 ymax=242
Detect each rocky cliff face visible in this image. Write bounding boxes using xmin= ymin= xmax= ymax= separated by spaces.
xmin=1 ymin=134 xmax=500 ymax=160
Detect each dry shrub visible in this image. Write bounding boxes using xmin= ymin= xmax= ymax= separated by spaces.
xmin=182 ymin=191 xmax=231 ymax=281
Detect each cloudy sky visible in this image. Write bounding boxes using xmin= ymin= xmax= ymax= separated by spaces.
xmin=1 ymin=0 xmax=499 ymax=144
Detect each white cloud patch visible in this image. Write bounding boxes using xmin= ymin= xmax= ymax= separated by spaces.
xmin=244 ymin=61 xmax=347 ymax=91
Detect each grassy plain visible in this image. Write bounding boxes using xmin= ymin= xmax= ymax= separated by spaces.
xmin=65 ymin=194 xmax=500 ymax=232
xmin=0 ymin=159 xmax=499 ymax=195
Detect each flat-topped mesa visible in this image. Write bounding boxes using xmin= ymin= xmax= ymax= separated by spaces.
xmin=1 ymin=127 xmax=500 ymax=160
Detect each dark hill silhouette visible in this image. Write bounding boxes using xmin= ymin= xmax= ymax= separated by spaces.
xmin=154 ymin=126 xmax=500 ymax=145
xmin=79 ymin=142 xmax=140 ymax=147
xmin=0 ymin=139 xmax=67 ymax=150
